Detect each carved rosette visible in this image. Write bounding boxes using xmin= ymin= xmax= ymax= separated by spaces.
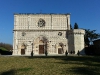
xmin=38 ymin=18 xmax=45 ymax=27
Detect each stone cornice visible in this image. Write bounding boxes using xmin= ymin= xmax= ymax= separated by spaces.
xmin=14 ymin=13 xmax=71 ymax=15
xmin=13 ymin=29 xmax=68 ymax=31
xmin=68 ymin=29 xmax=85 ymax=35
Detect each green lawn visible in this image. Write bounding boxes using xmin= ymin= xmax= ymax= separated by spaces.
xmin=0 ymin=56 xmax=100 ymax=75
xmin=0 ymin=47 xmax=7 ymax=51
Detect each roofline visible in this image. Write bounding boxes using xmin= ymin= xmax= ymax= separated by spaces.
xmin=13 ymin=29 xmax=68 ymax=31
xmin=14 ymin=13 xmax=71 ymax=15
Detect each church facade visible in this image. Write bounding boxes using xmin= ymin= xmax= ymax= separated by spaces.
xmin=13 ymin=13 xmax=85 ymax=55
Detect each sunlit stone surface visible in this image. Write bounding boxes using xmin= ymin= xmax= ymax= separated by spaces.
xmin=13 ymin=13 xmax=85 ymax=55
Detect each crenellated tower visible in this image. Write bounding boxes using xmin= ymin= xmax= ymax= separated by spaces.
xmin=68 ymin=29 xmax=85 ymax=54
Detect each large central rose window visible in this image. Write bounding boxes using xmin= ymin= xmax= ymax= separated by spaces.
xmin=38 ymin=18 xmax=45 ymax=27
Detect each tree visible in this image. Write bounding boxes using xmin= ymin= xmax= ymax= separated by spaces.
xmin=77 ymin=50 xmax=80 ymax=56
xmin=65 ymin=50 xmax=68 ymax=56
xmin=74 ymin=23 xmax=79 ymax=29
xmin=70 ymin=24 xmax=73 ymax=30
xmin=0 ymin=42 xmax=13 ymax=51
xmin=84 ymin=29 xmax=100 ymax=45
xmin=84 ymin=37 xmax=90 ymax=46
xmin=31 ymin=50 xmax=33 ymax=57
xmin=45 ymin=50 xmax=48 ymax=56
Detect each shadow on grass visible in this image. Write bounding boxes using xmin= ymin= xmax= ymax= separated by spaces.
xmin=26 ymin=56 xmax=100 ymax=63
xmin=0 ymin=69 xmax=16 ymax=75
xmin=26 ymin=56 xmax=67 ymax=59
xmin=55 ymin=56 xmax=100 ymax=75
xmin=26 ymin=56 xmax=100 ymax=75
xmin=0 ymin=68 xmax=32 ymax=75
xmin=17 ymin=68 xmax=32 ymax=71
xmin=65 ymin=67 xmax=100 ymax=75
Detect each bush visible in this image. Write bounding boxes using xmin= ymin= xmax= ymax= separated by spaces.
xmin=85 ymin=45 xmax=100 ymax=56
xmin=0 ymin=49 xmax=12 ymax=55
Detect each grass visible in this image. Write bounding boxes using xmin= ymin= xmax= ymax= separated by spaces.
xmin=0 ymin=47 xmax=7 ymax=51
xmin=0 ymin=56 xmax=100 ymax=75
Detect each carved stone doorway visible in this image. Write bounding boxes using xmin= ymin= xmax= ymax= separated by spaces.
xmin=58 ymin=43 xmax=64 ymax=54
xmin=21 ymin=43 xmax=26 ymax=55
xmin=21 ymin=49 xmax=25 ymax=55
xmin=39 ymin=45 xmax=44 ymax=54
xmin=39 ymin=39 xmax=47 ymax=54
xmin=58 ymin=48 xmax=63 ymax=54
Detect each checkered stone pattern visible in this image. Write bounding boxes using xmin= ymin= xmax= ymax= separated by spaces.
xmin=13 ymin=13 xmax=85 ymax=55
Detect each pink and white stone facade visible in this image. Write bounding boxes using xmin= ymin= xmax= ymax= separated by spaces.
xmin=13 ymin=13 xmax=85 ymax=55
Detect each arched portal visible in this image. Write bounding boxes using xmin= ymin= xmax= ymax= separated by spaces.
xmin=21 ymin=43 xmax=26 ymax=55
xmin=34 ymin=35 xmax=48 ymax=54
xmin=39 ymin=40 xmax=47 ymax=54
xmin=39 ymin=40 xmax=44 ymax=54
xmin=58 ymin=43 xmax=64 ymax=54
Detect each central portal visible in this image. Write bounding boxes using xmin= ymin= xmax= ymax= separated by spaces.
xmin=39 ymin=45 xmax=44 ymax=54
xmin=36 ymin=36 xmax=48 ymax=54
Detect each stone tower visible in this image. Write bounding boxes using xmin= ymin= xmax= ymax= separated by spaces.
xmin=68 ymin=29 xmax=85 ymax=54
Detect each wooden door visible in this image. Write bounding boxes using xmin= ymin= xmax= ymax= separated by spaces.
xmin=21 ymin=49 xmax=25 ymax=55
xmin=39 ymin=45 xmax=44 ymax=54
xmin=58 ymin=48 xmax=62 ymax=54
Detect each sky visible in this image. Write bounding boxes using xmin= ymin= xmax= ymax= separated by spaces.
xmin=0 ymin=0 xmax=100 ymax=45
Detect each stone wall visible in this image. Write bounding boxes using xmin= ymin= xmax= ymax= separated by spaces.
xmin=13 ymin=30 xmax=68 ymax=55
xmin=14 ymin=14 xmax=70 ymax=30
xmin=68 ymin=29 xmax=85 ymax=54
xmin=13 ymin=14 xmax=70 ymax=55
xmin=13 ymin=13 xmax=85 ymax=55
